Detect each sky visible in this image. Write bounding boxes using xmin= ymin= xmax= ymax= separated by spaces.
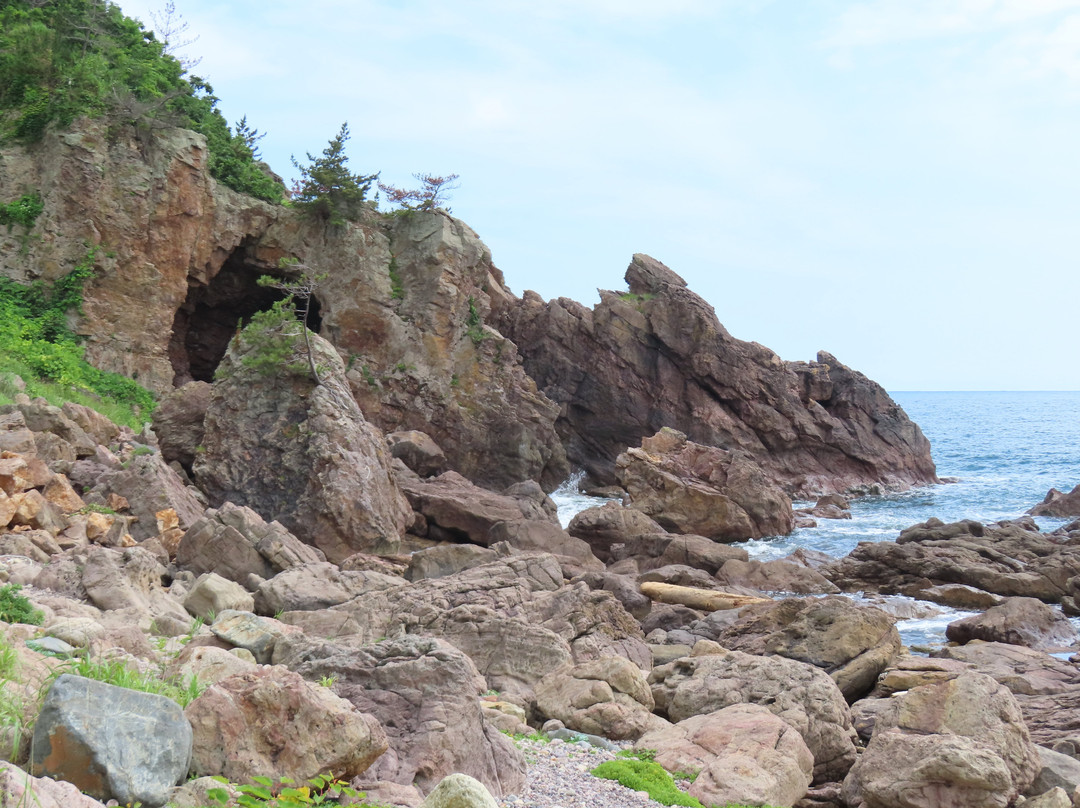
xmin=115 ymin=0 xmax=1080 ymax=391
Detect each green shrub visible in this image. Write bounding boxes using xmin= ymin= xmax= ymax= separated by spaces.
xmin=591 ymin=759 xmax=703 ymax=808
xmin=203 ymin=773 xmax=363 ymax=807
xmin=465 ymin=296 xmax=485 ymax=346
xmin=232 ymin=299 xmax=307 ymax=379
xmin=51 ymin=656 xmax=204 ymax=708
xmin=0 ymin=585 xmax=43 ymax=626
xmin=0 ymin=193 xmax=43 ymax=231
xmin=0 ymin=0 xmax=283 ymax=202
xmin=0 ymin=247 xmax=155 ymax=426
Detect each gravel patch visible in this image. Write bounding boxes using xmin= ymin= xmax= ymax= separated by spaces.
xmin=498 ymin=737 xmax=662 ymax=808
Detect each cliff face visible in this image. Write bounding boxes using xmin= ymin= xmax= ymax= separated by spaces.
xmin=1 ymin=121 xmax=935 ymax=499
xmin=497 ymin=254 xmax=937 ymax=496
xmin=0 ymin=120 xmax=567 ymax=489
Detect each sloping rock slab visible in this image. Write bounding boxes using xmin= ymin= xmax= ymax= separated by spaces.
xmin=294 ymin=635 xmax=525 ymax=797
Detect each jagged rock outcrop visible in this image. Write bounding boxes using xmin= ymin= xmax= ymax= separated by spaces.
xmin=193 ymin=327 xmax=411 ymax=562
xmin=1 ymin=122 xmax=566 ymax=491
xmin=497 ymin=253 xmax=937 ymax=495
xmin=247 ymin=209 xmax=569 ymax=489
xmin=1030 ymin=485 xmax=1080 ymax=517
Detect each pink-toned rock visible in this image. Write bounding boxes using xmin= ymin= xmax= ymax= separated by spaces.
xmin=0 ymin=760 xmax=107 ymax=808
xmin=186 ymin=665 xmax=387 ymax=784
xmin=615 ymin=430 xmax=794 ymax=542
xmin=637 ymin=704 xmax=813 ymax=808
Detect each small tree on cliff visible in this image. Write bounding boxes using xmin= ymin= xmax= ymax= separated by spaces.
xmin=255 ymin=259 xmax=325 ymax=384
xmin=378 ymin=173 xmax=460 ymax=213
xmin=290 ymin=122 xmax=378 ymax=226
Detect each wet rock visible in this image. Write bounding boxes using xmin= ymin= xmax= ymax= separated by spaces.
xmin=945 ymin=597 xmax=1079 ymax=650
xmin=1030 ymin=485 xmax=1080 ymax=517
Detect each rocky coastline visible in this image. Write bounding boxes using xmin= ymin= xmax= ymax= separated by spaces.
xmin=0 ymin=118 xmax=1074 ymax=808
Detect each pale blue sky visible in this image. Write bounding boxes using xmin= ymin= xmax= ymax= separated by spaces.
xmin=118 ymin=0 xmax=1080 ymax=391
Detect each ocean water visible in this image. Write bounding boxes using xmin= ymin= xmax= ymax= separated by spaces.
xmin=552 ymin=391 xmax=1080 ymax=648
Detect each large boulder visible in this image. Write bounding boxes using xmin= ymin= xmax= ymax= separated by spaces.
xmin=533 ymin=656 xmax=668 ymax=740
xmin=325 ymin=554 xmax=649 ymax=692
xmin=152 ymin=381 xmax=211 ymax=472
xmin=649 ymin=648 xmax=858 ymax=782
xmin=31 ymin=674 xmax=192 ymax=807
xmin=615 ymin=429 xmax=794 ymax=541
xmin=824 ymin=518 xmax=1080 ymax=602
xmin=636 ymin=704 xmax=813 ymax=808
xmin=193 ymin=327 xmax=411 ymax=562
xmin=185 ymin=665 xmax=386 ymax=784
xmin=843 ymin=671 xmax=1041 ymax=808
xmin=497 ymin=253 xmax=937 ymax=494
xmin=293 ymin=635 xmax=526 ymax=797
xmin=945 ymin=596 xmax=1079 ymax=650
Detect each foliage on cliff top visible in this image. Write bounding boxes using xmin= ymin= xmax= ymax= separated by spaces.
xmin=0 ymin=0 xmax=282 ymax=202
xmin=0 ymin=247 xmax=155 ymax=427
xmin=291 ymin=122 xmax=378 ymax=225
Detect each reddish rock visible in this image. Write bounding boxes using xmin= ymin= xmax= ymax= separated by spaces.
xmin=1030 ymin=485 xmax=1080 ymax=518
xmin=615 ymin=429 xmax=794 ymax=541
xmin=497 ymin=253 xmax=937 ymax=496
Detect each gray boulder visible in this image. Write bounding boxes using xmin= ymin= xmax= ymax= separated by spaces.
xmin=31 ymin=674 xmax=192 ymax=807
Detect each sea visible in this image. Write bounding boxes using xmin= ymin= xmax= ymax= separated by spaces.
xmin=551 ymin=391 xmax=1080 ymax=650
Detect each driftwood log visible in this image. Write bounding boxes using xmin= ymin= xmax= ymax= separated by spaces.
xmin=639 ymin=581 xmax=771 ymax=612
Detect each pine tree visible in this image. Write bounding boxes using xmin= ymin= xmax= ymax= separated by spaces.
xmin=290 ymin=122 xmax=378 ymax=226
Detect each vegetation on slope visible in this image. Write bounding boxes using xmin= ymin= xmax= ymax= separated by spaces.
xmin=0 ymin=0 xmax=282 ymax=202
xmin=0 ymin=246 xmax=155 ymax=427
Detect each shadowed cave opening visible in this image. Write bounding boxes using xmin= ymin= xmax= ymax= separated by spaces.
xmin=168 ymin=249 xmax=323 ymax=387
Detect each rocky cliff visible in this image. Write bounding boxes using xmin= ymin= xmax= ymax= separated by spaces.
xmin=497 ymin=254 xmax=937 ymax=496
xmin=1 ymin=120 xmax=933 ymax=501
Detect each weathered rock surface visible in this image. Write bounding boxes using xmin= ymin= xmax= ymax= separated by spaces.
xmin=649 ymin=648 xmax=858 ymax=782
xmin=824 ymin=517 xmax=1080 ymax=602
xmin=0 ymin=760 xmax=107 ymax=808
xmin=176 ymin=501 xmax=324 ymax=585
xmin=1030 ymin=484 xmax=1080 ymax=517
xmin=420 ymin=773 xmax=499 ymax=808
xmin=945 ymin=596 xmax=1079 ymax=650
xmin=714 ymin=558 xmax=840 ymax=595
xmin=293 ymin=635 xmax=525 ymax=797
xmin=615 ymin=429 xmax=794 ymax=541
xmin=31 ymin=674 xmax=192 ymax=807
xmin=323 ymin=553 xmax=649 ymax=691
xmin=842 ymin=671 xmax=1040 ymax=808
xmin=637 ymin=703 xmax=813 ymax=808
xmin=533 ymin=656 xmax=668 ymax=740
xmin=185 ymin=665 xmax=386 ymax=784
xmin=497 ymin=253 xmax=937 ymax=495
xmin=152 ymin=381 xmax=212 ymax=472
xmin=193 ymin=329 xmax=411 ymax=562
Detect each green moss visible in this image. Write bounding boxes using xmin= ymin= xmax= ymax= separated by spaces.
xmin=590 ymin=760 xmax=703 ymax=808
